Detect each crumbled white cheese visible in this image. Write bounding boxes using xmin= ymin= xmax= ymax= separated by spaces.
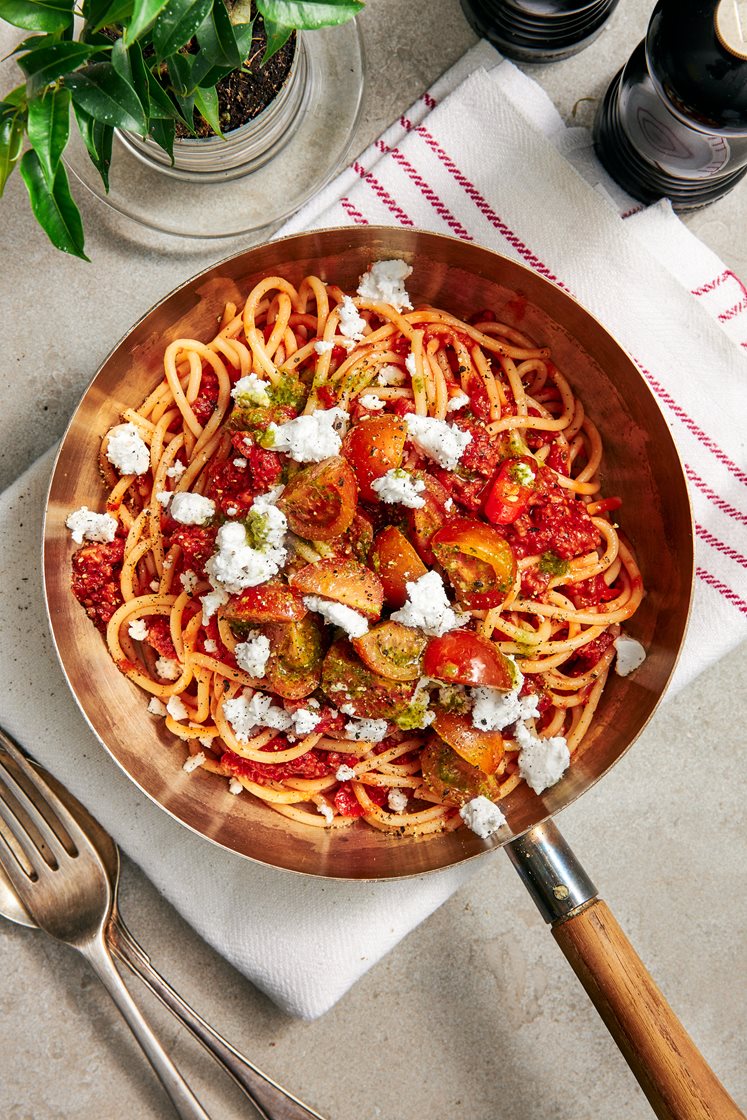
xmin=205 ymin=491 xmax=287 ymax=594
xmin=203 ymin=638 xmax=218 ymax=654
xmin=357 ymin=259 xmax=413 ymax=311
xmin=444 ymin=497 xmax=454 ymax=512
xmin=200 ymin=588 xmax=229 ymax=621
xmin=317 ymin=799 xmax=334 ymax=824
xmin=166 ymin=694 xmax=189 ymax=721
xmin=170 ymin=492 xmax=216 ymax=526
xmin=267 ymin=408 xmax=349 ymax=463
xmin=226 ymin=506 xmax=238 ymax=517
xmin=223 ymin=690 xmax=292 ymax=742
xmin=128 ymin=618 xmax=148 ymax=641
xmin=460 ymin=796 xmax=507 ymax=838
xmin=179 ymin=569 xmax=198 ymax=594
xmin=234 ymin=631 xmax=271 ymax=678
xmin=471 ymin=685 xmax=539 ymax=732
xmin=387 ymin=788 xmax=409 ymax=813
xmin=156 ymin=657 xmax=181 ymax=681
xmin=314 ymin=339 xmax=334 ymax=354
xmin=404 ymin=414 xmax=472 ymax=471
xmin=337 ymin=296 xmax=366 ymax=349
xmin=614 ymin=634 xmax=647 ymax=676
xmin=182 ymin=750 xmax=206 ymax=773
xmin=233 ymin=457 xmax=248 ymax=469
xmin=515 ymin=722 xmax=570 ymax=794
xmin=447 ymin=391 xmax=470 ymax=412
xmin=106 ymin=423 xmax=150 ymax=476
xmin=150 ymin=579 xmax=160 ymax=592
xmin=358 ymin=392 xmax=386 ymax=410
xmin=231 ymin=373 xmax=271 ymax=406
xmin=376 ymin=364 xmax=404 ymax=386
xmin=291 ymin=708 xmax=322 ymax=737
xmin=228 ymin=777 xmax=243 ymax=795
xmin=344 ymin=717 xmax=389 ymax=742
xmin=147 ymin=696 xmax=167 ymax=716
xmin=155 ymin=491 xmax=173 ymax=508
xmin=303 ymin=595 xmax=369 ymax=639
xmin=371 ymin=468 xmax=426 ymax=509
xmin=339 ymin=703 xmax=357 ymax=716
xmin=391 ymin=571 xmax=467 ymax=637
xmin=405 ymin=352 xmax=417 ymax=378
xmin=166 ymin=461 xmax=186 ymax=479
xmin=335 ymin=763 xmax=358 ymax=781
xmin=65 ymin=507 xmax=117 ymax=545
xmin=198 ymin=735 xmax=214 ymax=749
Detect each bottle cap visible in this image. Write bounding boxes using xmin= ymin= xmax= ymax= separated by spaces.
xmin=715 ymin=0 xmax=747 ymax=60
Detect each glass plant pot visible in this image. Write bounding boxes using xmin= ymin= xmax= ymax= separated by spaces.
xmin=63 ymin=20 xmax=364 ymax=240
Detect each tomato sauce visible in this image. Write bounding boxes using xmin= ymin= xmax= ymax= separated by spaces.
xmin=71 ymin=538 xmax=125 ymax=630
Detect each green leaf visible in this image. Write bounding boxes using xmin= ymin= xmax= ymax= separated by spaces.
xmin=193 ymin=83 xmax=222 ymax=137
xmin=149 ymin=114 xmax=174 ymax=160
xmin=127 ymin=41 xmax=151 ymax=115
xmin=0 ymin=109 xmax=25 ymax=196
xmin=152 ymin=0 xmax=213 ymax=60
xmin=259 ymin=16 xmax=291 ymax=64
xmin=88 ymin=0 xmax=133 ymax=31
xmin=18 ymin=41 xmax=96 ymax=94
xmin=196 ymin=0 xmax=241 ymax=70
xmin=19 ymin=148 xmax=88 ymax=259
xmin=256 ymin=0 xmax=362 ymax=30
xmin=73 ymin=102 xmax=113 ymax=189
xmin=27 ymin=85 xmax=71 ymax=184
xmin=66 ymin=61 xmax=148 ymax=136
xmin=146 ymin=67 xmax=187 ymax=122
xmin=0 ymin=83 xmax=28 ymax=109
xmin=123 ymin=0 xmax=168 ymax=44
xmin=164 ymin=50 xmax=195 ymax=95
xmin=0 ymin=0 xmax=73 ymax=34
xmin=173 ymin=89 xmax=195 ymax=129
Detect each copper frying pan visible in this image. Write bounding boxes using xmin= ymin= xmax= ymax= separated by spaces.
xmin=43 ymin=228 xmax=742 ymax=1119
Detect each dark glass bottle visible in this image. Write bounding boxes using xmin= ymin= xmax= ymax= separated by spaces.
xmin=460 ymin=0 xmax=621 ymax=64
xmin=593 ymin=0 xmax=747 ymax=210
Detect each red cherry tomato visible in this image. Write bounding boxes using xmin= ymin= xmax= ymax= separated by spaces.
xmin=484 ymin=457 xmax=538 ymax=525
xmin=406 ymin=474 xmax=452 ymax=566
xmin=342 ymin=415 xmax=408 ymax=502
xmin=369 ymin=526 xmax=427 ymax=608
xmin=321 ymin=639 xmax=416 ymax=719
xmin=278 ymin=456 xmax=357 ymax=541
xmin=263 ymin=616 xmax=323 ymax=699
xmin=353 ymin=621 xmax=427 ymax=681
xmin=224 ymin=582 xmax=308 ymax=624
xmin=289 ymin=557 xmax=384 ymax=619
xmin=423 ymin=629 xmax=514 ymax=689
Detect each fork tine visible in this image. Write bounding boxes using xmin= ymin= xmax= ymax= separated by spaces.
xmin=0 ymin=799 xmax=46 ymax=895
xmin=0 ymin=749 xmax=72 ymax=869
xmin=0 ymin=726 xmax=100 ymax=858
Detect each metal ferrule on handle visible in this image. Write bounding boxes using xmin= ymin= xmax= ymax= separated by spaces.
xmin=505 ymin=820 xmax=598 ymax=925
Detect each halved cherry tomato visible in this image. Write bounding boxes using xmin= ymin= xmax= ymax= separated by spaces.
xmin=321 ymin=639 xmax=416 ymax=719
xmin=431 ymin=710 xmax=504 ymax=775
xmin=224 ymin=581 xmax=307 ymax=624
xmin=264 ymin=616 xmax=323 ymax=699
xmin=484 ymin=457 xmax=538 ymax=525
xmin=331 ymin=511 xmax=374 ymax=563
xmin=369 ymin=526 xmax=427 ymax=608
xmin=406 ymin=474 xmax=452 ymax=566
xmin=278 ymin=456 xmax=357 ymax=541
xmin=342 ymin=415 xmax=408 ymax=502
xmin=353 ymin=621 xmax=427 ymax=681
xmin=423 ymin=629 xmax=514 ymax=689
xmin=431 ymin=517 xmax=516 ymax=610
xmin=420 ymin=740 xmax=499 ymax=806
xmin=289 ymin=557 xmax=384 ymax=619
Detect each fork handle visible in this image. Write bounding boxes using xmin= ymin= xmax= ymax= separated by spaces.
xmin=109 ymin=917 xmax=327 ymax=1120
xmin=82 ymin=935 xmax=213 ymax=1120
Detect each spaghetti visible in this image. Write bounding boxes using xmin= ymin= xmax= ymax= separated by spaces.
xmin=68 ymin=261 xmax=644 ymax=838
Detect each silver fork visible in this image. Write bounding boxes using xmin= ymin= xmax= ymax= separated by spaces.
xmin=0 ymin=733 xmax=213 ymax=1120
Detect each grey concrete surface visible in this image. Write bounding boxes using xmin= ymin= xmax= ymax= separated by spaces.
xmin=1 ymin=2 xmax=746 ymax=1118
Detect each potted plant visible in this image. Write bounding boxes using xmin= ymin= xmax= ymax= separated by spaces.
xmin=0 ymin=0 xmax=363 ymax=259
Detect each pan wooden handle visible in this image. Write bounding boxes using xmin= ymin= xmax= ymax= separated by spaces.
xmin=552 ymin=898 xmax=743 ymax=1120
xmin=506 ymin=822 xmax=744 ymax=1120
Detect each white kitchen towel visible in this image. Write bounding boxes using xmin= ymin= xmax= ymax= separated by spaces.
xmin=2 ymin=44 xmax=746 ymax=1020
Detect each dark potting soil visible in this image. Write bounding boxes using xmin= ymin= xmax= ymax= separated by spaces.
xmin=175 ymin=12 xmax=296 ymax=139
